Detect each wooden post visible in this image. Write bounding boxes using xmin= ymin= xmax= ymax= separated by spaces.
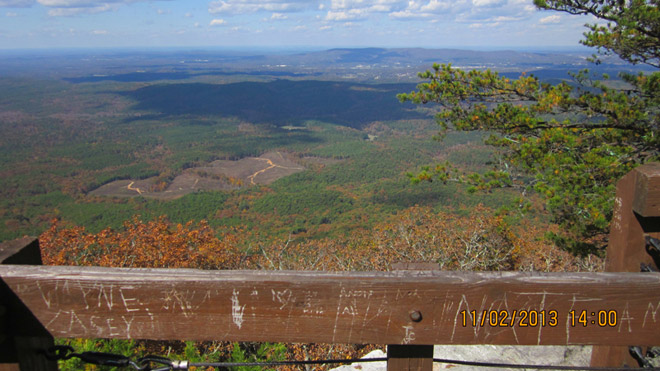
xmin=0 ymin=237 xmax=57 ymax=371
xmin=387 ymin=345 xmax=433 ymax=371
xmin=590 ymin=163 xmax=660 ymax=368
xmin=387 ymin=263 xmax=438 ymax=371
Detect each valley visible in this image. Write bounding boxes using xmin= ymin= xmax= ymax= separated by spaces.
xmin=0 ymin=45 xmax=624 ymax=369
xmin=0 ymin=47 xmax=646 ymax=243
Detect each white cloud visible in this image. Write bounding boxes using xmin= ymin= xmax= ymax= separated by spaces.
xmin=490 ymin=15 xmax=517 ymax=22
xmin=91 ymin=29 xmax=107 ymax=34
xmin=468 ymin=21 xmax=500 ymax=28
xmin=324 ymin=0 xmax=395 ymax=22
xmin=47 ymin=3 xmax=116 ymax=16
xmin=271 ymin=12 xmax=287 ymax=19
xmin=391 ymin=0 xmax=455 ymax=13
xmin=157 ymin=8 xmax=169 ymax=15
xmin=0 ymin=0 xmax=33 ymax=6
xmin=326 ymin=9 xmax=365 ymax=21
xmin=208 ymin=0 xmax=310 ymax=14
xmin=389 ymin=10 xmax=432 ymax=19
xmin=539 ymin=14 xmax=560 ymax=24
xmin=388 ymin=0 xmax=459 ymax=20
xmin=472 ymin=0 xmax=505 ymax=7
xmin=210 ymin=18 xmax=226 ymax=25
xmin=328 ymin=0 xmax=398 ymax=11
xmin=386 ymin=0 xmax=535 ymax=24
xmin=184 ymin=12 xmax=192 ymax=17
xmin=39 ymin=0 xmax=100 ymax=6
xmin=1 ymin=0 xmax=174 ymax=17
xmin=471 ymin=0 xmax=534 ymax=20
xmin=6 ymin=11 xmax=17 ymax=15
xmin=420 ymin=0 xmax=451 ymax=12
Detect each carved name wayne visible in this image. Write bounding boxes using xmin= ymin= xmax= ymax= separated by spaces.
xmin=2 ymin=266 xmax=659 ymax=345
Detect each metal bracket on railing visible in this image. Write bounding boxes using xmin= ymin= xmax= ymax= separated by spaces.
xmin=44 ymin=346 xmax=182 ymax=371
xmin=629 ymin=345 xmax=660 ymax=368
xmin=634 ymin=237 xmax=660 ymax=367
xmin=645 ymin=236 xmax=660 ymax=269
xmin=641 ymin=263 xmax=658 ymax=272
xmin=170 ymin=360 xmax=189 ymax=370
xmin=43 ymin=345 xmax=75 ymax=361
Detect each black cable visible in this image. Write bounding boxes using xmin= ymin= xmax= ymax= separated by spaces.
xmin=192 ymin=357 xmax=660 ymax=370
xmin=431 ymin=357 xmax=660 ymax=370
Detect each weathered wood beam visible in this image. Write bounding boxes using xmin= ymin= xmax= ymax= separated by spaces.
xmin=0 ymin=265 xmax=658 ymax=346
xmin=387 ymin=263 xmax=439 ymax=371
xmin=592 ymin=163 xmax=660 ymax=368
xmin=632 ymin=162 xmax=660 ymax=218
xmin=0 ymin=238 xmax=56 ymax=371
xmin=607 ymin=163 xmax=660 ymax=274
xmin=0 ymin=237 xmax=43 ymax=265
xmin=387 ymin=345 xmax=433 ymax=371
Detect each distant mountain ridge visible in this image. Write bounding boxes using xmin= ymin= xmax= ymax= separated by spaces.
xmin=277 ymin=47 xmax=600 ymax=68
xmin=1 ymin=46 xmax=647 ymax=80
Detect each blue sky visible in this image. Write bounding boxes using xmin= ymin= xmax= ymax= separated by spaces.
xmin=0 ymin=0 xmax=596 ymax=50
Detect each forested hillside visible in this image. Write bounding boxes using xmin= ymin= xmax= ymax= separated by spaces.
xmin=0 ymin=62 xmax=524 ymax=245
xmin=1 ymin=43 xmax=640 ymax=371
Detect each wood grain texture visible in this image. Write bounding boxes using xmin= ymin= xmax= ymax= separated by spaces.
xmin=605 ymin=166 xmax=659 ymax=273
xmin=0 ymin=265 xmax=659 ymax=346
xmin=592 ymin=163 xmax=660 ymax=368
xmin=387 ymin=263 xmax=438 ymax=371
xmin=387 ymin=345 xmax=433 ymax=371
xmin=632 ymin=163 xmax=660 ymax=217
xmin=0 ymin=238 xmax=56 ymax=371
xmin=0 ymin=238 xmax=41 ymax=265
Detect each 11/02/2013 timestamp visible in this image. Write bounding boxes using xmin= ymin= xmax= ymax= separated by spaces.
xmin=460 ymin=310 xmax=619 ymax=328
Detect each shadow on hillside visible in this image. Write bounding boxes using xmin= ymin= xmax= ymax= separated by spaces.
xmin=121 ymin=80 xmax=423 ymax=129
xmin=64 ymin=70 xmax=323 ymax=83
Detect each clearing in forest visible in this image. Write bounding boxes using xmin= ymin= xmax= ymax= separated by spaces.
xmin=90 ymin=151 xmax=307 ymax=200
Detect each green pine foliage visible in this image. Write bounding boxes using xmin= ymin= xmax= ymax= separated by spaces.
xmin=399 ymin=0 xmax=659 ymax=253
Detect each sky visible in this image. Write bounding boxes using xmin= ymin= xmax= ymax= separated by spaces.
xmin=0 ymin=0 xmax=597 ymax=50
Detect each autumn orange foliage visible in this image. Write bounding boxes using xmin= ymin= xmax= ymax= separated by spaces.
xmin=40 ymin=205 xmax=602 ymax=272
xmin=41 ymin=216 xmax=243 ymax=269
xmin=253 ymin=205 xmax=602 ymax=273
xmin=39 ymin=205 xmax=602 ymax=369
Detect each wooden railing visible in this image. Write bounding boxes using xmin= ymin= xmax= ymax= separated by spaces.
xmin=1 ymin=163 xmax=659 ymax=371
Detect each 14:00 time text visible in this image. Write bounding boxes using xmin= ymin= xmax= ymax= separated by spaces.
xmin=460 ymin=310 xmax=618 ymax=328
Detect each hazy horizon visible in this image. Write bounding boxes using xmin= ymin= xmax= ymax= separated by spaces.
xmin=0 ymin=44 xmax=594 ymax=54
xmin=0 ymin=0 xmax=596 ymax=50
